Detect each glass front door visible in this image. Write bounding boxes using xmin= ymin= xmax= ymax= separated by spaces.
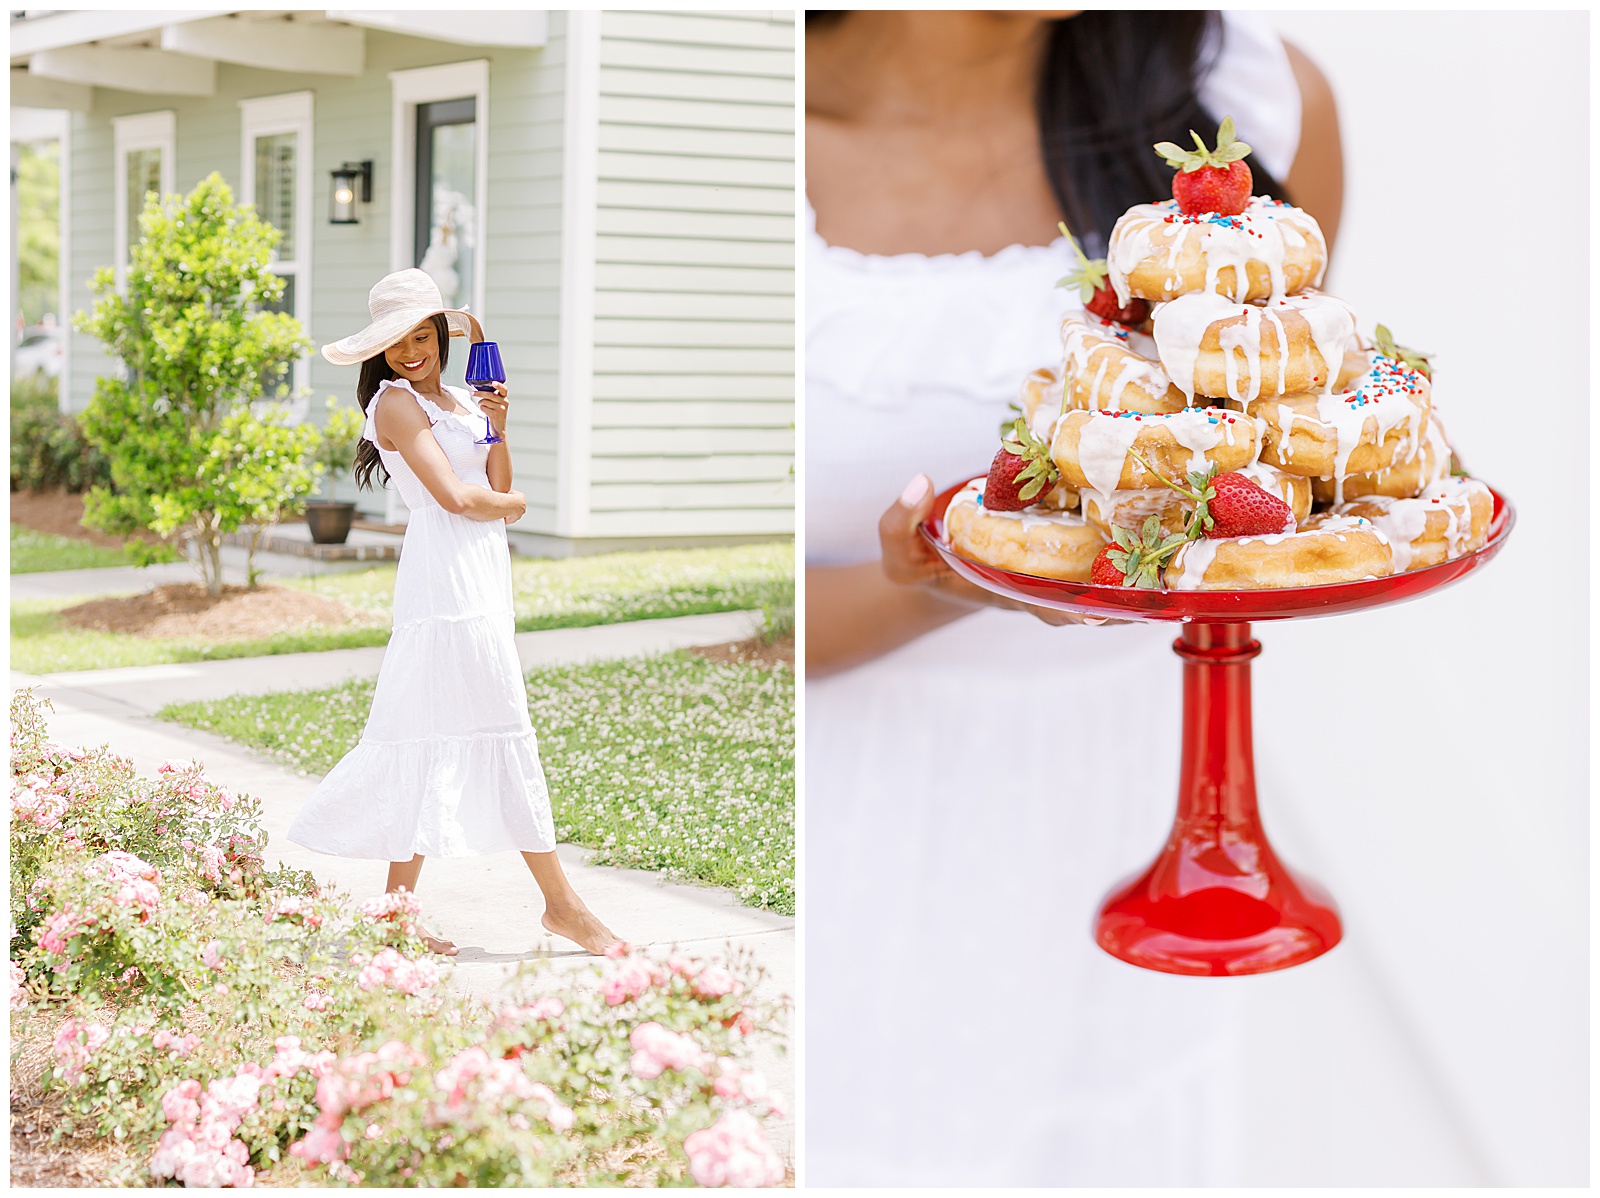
xmin=413 ymin=97 xmax=477 ymax=308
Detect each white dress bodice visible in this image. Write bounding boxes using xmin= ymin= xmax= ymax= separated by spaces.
xmin=364 ymin=378 xmax=495 ymax=512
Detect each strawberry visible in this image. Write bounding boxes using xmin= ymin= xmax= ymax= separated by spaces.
xmin=1128 ymin=453 xmax=1294 ymax=540
xmin=1055 ymin=220 xmax=1149 ymax=327
xmin=1206 ymin=472 xmax=1295 ymax=538
xmin=1090 ymin=545 xmax=1126 ymax=587
xmin=983 ymin=417 xmax=1059 ymax=511
xmin=1373 ymin=323 xmax=1434 ymax=381
xmin=1153 ymin=116 xmax=1254 ymax=217
xmin=1093 ymin=517 xmax=1189 ymax=588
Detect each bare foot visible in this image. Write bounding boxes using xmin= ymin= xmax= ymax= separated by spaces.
xmin=420 ymin=930 xmax=459 ymax=957
xmin=541 ymin=905 xmax=622 ymax=956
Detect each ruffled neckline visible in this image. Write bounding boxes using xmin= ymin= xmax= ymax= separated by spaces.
xmin=805 ymin=199 xmax=1072 ymax=273
xmin=375 ymin=377 xmax=487 ymax=423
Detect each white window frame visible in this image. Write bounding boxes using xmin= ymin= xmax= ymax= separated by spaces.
xmin=239 ymin=90 xmax=314 ymax=398
xmin=112 ymin=110 xmax=175 ymax=289
xmin=388 ymin=59 xmax=489 ymax=322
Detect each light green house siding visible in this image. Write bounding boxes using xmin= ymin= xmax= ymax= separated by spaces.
xmin=54 ymin=9 xmax=793 ymax=552
xmin=585 ymin=10 xmax=794 ymax=540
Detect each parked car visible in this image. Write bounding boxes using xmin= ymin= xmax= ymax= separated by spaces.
xmin=13 ymin=325 xmax=63 ymax=379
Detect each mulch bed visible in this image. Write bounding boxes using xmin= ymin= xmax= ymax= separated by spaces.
xmin=9 ymin=1014 xmax=139 ymax=1187
xmin=7 ymin=488 xmax=165 ymax=549
xmin=58 ymin=583 xmax=379 ymax=642
xmin=690 ymin=631 xmax=794 ymax=670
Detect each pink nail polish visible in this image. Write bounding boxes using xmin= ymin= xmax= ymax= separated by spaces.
xmin=899 ymin=475 xmax=929 ymax=506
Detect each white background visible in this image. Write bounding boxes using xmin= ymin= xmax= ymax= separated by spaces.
xmin=1225 ymin=9 xmax=1589 ymax=1185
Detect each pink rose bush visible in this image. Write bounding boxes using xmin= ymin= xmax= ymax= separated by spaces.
xmin=51 ymin=1015 xmax=111 ymax=1084
xmin=9 ymin=690 xmax=788 ymax=1187
xmin=150 ymin=1069 xmax=262 ymax=1188
xmin=684 ymin=1109 xmax=787 ymax=1188
xmin=265 ymin=895 xmax=322 ymax=929
xmin=356 ymin=947 xmax=439 ymax=995
xmin=358 ymin=889 xmax=422 ymax=940
xmin=630 ymin=1021 xmax=716 ymax=1080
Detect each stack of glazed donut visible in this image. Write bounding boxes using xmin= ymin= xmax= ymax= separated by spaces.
xmin=946 ymin=184 xmax=1494 ymax=591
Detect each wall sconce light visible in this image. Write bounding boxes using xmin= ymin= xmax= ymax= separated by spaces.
xmin=329 ymin=160 xmax=373 ymax=224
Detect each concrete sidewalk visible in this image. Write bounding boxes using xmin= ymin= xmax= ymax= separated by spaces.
xmin=10 ymin=540 xmax=386 ymax=602
xmin=9 ymin=609 xmax=794 ymax=1150
xmin=18 ymin=609 xmax=764 ymax=714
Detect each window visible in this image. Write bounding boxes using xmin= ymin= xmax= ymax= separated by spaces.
xmin=389 ymin=61 xmax=489 ymax=320
xmin=413 ymin=97 xmax=477 ymax=309
xmin=111 ymin=111 xmax=175 ymax=287
xmin=239 ymin=92 xmax=313 ymax=398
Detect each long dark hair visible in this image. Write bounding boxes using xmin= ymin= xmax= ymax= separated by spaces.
xmin=806 ymin=11 xmax=1289 ymax=255
xmin=351 ymin=313 xmax=451 ymax=491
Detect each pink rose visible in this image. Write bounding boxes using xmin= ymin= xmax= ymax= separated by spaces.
xmin=690 ymin=965 xmax=736 ymax=999
xmin=683 ymin=1109 xmax=785 ymax=1188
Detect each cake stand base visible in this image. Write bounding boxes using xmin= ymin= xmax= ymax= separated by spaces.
xmin=1092 ymin=623 xmax=1342 ymax=977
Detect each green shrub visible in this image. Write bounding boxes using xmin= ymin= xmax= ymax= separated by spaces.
xmin=9 ymin=374 xmax=111 ymax=494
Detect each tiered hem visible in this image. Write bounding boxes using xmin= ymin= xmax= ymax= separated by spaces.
xmin=287 ymin=728 xmax=555 ymax=861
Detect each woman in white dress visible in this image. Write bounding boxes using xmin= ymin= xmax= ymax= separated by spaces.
xmin=287 ymin=269 xmax=618 ymax=957
xmin=805 ymin=12 xmax=1340 ymax=1184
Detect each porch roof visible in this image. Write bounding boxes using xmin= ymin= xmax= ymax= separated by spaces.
xmin=9 ymin=10 xmax=548 ymax=110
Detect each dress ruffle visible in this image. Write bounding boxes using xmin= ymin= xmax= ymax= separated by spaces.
xmin=290 ymin=730 xmax=553 ymax=860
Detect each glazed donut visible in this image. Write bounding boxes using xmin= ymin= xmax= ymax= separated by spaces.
xmin=1164 ymin=515 xmax=1394 ymax=590
xmin=1312 ymin=477 xmax=1492 ymax=572
xmin=944 ymin=478 xmax=1106 ymax=582
xmin=1059 ymin=313 xmax=1187 ymax=415
xmin=1153 ymin=291 xmax=1356 ymax=403
xmin=1233 ymin=358 xmax=1432 ymax=492
xmin=1234 ymin=459 xmax=1313 ymax=526
xmin=1051 ymin=406 xmax=1258 ymax=495
xmin=1107 ymin=197 xmax=1327 ymax=305
xmin=1310 ymin=414 xmax=1451 ymax=505
xmin=1080 ymin=487 xmax=1187 ymax=540
xmin=1018 ymin=367 xmax=1064 ymax=438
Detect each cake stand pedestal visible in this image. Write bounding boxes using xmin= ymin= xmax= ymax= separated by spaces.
xmin=922 ymin=483 xmax=1514 ymax=977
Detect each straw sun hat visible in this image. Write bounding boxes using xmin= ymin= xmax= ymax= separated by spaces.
xmin=320 ymin=268 xmax=484 ymax=367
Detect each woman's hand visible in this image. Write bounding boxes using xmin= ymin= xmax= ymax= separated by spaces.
xmin=882 ymin=474 xmax=1111 ymax=627
xmin=477 ymin=381 xmax=509 ymax=440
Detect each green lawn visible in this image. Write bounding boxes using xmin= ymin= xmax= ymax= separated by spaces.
xmin=9 ymin=524 xmax=139 ymax=573
xmin=10 ymin=542 xmax=794 ymax=675
xmin=157 ymin=651 xmax=795 ymax=914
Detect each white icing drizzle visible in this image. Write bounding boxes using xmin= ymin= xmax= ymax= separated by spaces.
xmin=1167 ymin=515 xmax=1385 ymax=590
xmin=1082 ymin=487 xmax=1181 ymax=531
xmin=1166 ymin=538 xmax=1220 ymax=591
xmin=1152 ymin=291 xmax=1356 ymax=403
xmin=1315 ymin=358 xmax=1430 ymax=502
xmin=946 ymin=478 xmax=1091 ymax=539
xmin=1058 ymin=313 xmax=1176 ymax=412
xmin=1065 ymin=408 xmax=1244 ymax=495
xmin=1330 ymin=477 xmax=1489 ymax=570
xmin=1107 ymin=196 xmax=1328 ymax=307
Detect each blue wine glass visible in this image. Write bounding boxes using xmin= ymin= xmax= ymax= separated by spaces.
xmin=464 ymin=340 xmax=506 ymax=445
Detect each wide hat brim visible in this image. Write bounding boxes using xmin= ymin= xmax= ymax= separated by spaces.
xmin=321 ymin=306 xmax=483 ymax=367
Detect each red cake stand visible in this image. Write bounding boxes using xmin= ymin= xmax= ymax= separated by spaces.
xmin=922 ymin=483 xmax=1515 ymax=977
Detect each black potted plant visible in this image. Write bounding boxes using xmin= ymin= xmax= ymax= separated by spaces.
xmin=304 ymin=398 xmax=366 ymax=544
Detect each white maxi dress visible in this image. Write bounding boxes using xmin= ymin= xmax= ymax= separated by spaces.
xmin=287 ymin=378 xmax=556 ymax=861
xmin=805 ymin=17 xmax=1301 ymax=1187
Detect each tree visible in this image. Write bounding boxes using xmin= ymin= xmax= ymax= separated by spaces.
xmin=74 ymin=173 xmax=317 ymax=595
